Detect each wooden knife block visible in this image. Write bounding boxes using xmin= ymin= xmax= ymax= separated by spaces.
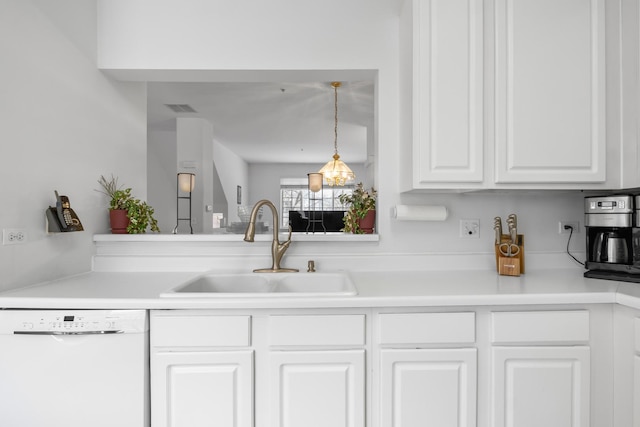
xmin=495 ymin=234 xmax=525 ymax=276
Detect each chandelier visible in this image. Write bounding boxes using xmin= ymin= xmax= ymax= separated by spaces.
xmin=318 ymin=82 xmax=355 ymax=186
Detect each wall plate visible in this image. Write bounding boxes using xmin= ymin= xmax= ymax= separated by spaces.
xmin=460 ymin=219 xmax=480 ymax=238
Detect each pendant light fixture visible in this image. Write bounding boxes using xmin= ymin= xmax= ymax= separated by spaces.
xmin=318 ymin=82 xmax=355 ymax=186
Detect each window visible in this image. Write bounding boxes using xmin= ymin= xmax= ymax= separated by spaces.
xmin=280 ymin=181 xmax=354 ymax=228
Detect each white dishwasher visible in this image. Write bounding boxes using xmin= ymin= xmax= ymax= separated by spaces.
xmin=0 ymin=309 xmax=149 ymax=427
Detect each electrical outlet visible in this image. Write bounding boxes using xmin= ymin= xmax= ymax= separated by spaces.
xmin=559 ymin=221 xmax=580 ymax=234
xmin=3 ymin=228 xmax=27 ymax=245
xmin=460 ymin=219 xmax=480 ymax=238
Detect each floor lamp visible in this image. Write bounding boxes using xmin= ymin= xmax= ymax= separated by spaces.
xmin=173 ymin=173 xmax=195 ymax=234
xmin=306 ymin=173 xmax=326 ymax=234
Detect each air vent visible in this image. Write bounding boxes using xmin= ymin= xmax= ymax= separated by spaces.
xmin=164 ymin=104 xmax=198 ymax=113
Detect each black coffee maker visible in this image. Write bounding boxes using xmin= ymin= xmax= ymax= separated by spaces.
xmin=584 ymin=195 xmax=640 ymax=281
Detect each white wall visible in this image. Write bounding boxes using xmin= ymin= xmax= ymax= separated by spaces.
xmin=97 ymin=0 xmax=400 ymax=71
xmin=0 ymin=0 xmax=595 ymax=294
xmin=0 ymin=0 xmax=147 ymax=291
xmin=96 ymin=0 xmax=405 ymax=240
xmin=177 ymin=118 xmax=215 ymax=233
xmin=213 ymin=140 xmax=249 ymax=223
xmin=94 ymin=0 xmax=590 ymax=262
xmin=148 ymin=129 xmax=178 ymax=233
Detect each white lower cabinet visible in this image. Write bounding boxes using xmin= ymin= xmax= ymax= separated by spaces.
xmin=269 ymin=349 xmax=365 ymax=427
xmin=150 ymin=313 xmax=254 ymax=427
xmin=150 ymin=308 xmax=604 ymax=427
xmin=490 ymin=310 xmax=591 ymax=427
xmin=491 ymin=346 xmax=590 ymax=427
xmin=376 ymin=312 xmax=477 ymax=427
xmin=380 ymin=348 xmax=477 ymax=427
xmin=266 ymin=314 xmax=367 ymax=427
xmin=612 ymin=307 xmax=639 ymax=427
xmin=152 ymin=350 xmax=253 ymax=427
xmin=634 ymin=355 xmax=640 ymax=427
xmin=151 ymin=310 xmax=366 ymax=427
xmin=634 ymin=316 xmax=640 ymax=427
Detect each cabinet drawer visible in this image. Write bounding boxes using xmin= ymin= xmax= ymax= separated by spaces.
xmin=491 ymin=310 xmax=589 ymax=344
xmin=269 ymin=315 xmax=365 ymax=347
xmin=379 ymin=312 xmax=475 ymax=345
xmin=152 ymin=315 xmax=251 ymax=347
xmin=635 ymin=318 xmax=640 ymax=353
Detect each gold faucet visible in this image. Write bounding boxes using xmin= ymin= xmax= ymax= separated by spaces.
xmin=243 ymin=199 xmax=298 ymax=273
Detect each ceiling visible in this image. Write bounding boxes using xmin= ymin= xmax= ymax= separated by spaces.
xmin=147 ymin=81 xmax=375 ymax=164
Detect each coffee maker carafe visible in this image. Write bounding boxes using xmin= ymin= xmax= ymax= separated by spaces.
xmin=591 ymin=230 xmax=629 ymax=264
xmin=585 ymin=195 xmax=634 ymax=275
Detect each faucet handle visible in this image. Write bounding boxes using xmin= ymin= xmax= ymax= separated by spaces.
xmin=284 ymin=224 xmax=293 ymax=243
xmin=307 ymin=260 xmax=316 ymax=272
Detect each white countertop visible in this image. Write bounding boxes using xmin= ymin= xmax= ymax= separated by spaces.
xmin=0 ymin=268 xmax=637 ymax=310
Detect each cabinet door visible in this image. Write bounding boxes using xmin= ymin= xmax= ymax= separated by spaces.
xmin=634 ymin=355 xmax=640 ymax=427
xmin=268 ymin=350 xmax=365 ymax=427
xmin=492 ymin=346 xmax=590 ymax=427
xmin=380 ymin=348 xmax=477 ymax=427
xmin=411 ymin=0 xmax=484 ymax=185
xmin=151 ymin=350 xmax=253 ymax=427
xmin=495 ymin=0 xmax=605 ymax=183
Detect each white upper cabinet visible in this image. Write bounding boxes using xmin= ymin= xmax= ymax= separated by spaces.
xmin=407 ymin=0 xmax=484 ymax=185
xmin=494 ymin=0 xmax=606 ymax=184
xmin=401 ymin=0 xmax=625 ymax=190
xmin=401 ymin=0 xmax=484 ymax=187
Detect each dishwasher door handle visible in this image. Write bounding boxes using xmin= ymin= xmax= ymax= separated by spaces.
xmin=14 ymin=330 xmax=124 ymax=335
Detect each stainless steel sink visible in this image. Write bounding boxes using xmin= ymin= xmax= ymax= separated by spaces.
xmin=161 ymin=272 xmax=357 ymax=297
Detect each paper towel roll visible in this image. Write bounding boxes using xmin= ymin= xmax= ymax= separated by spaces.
xmin=393 ymin=205 xmax=448 ymax=221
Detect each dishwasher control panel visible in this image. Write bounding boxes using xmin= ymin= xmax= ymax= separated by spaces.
xmin=0 ymin=310 xmax=147 ymax=334
xmin=19 ymin=314 xmax=114 ymax=332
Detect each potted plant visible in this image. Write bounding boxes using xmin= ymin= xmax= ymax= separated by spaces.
xmin=339 ymin=182 xmax=377 ymax=234
xmin=97 ymin=175 xmax=160 ymax=234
